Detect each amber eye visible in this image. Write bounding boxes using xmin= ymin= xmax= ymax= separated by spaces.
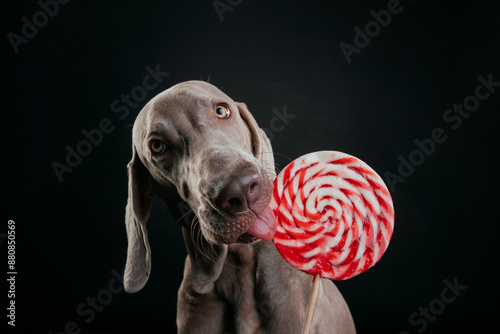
xmin=150 ymin=140 xmax=166 ymax=155
xmin=215 ymin=106 xmax=230 ymax=119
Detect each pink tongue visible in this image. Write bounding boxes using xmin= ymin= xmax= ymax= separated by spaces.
xmin=246 ymin=206 xmax=278 ymax=241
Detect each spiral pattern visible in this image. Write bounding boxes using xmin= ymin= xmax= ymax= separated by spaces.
xmin=271 ymin=151 xmax=394 ymax=280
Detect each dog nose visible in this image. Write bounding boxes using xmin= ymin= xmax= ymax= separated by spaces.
xmin=215 ymin=168 xmax=262 ymax=215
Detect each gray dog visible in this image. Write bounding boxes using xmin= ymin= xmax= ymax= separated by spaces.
xmin=123 ymin=81 xmax=356 ymax=333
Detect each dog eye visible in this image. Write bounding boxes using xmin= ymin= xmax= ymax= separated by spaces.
xmin=150 ymin=140 xmax=166 ymax=155
xmin=215 ymin=106 xmax=230 ymax=119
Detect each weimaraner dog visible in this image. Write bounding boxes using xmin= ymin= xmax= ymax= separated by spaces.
xmin=123 ymin=80 xmax=356 ymax=333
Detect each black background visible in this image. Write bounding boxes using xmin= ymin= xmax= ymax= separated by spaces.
xmin=2 ymin=0 xmax=500 ymax=333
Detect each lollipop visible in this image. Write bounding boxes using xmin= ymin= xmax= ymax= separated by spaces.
xmin=270 ymin=151 xmax=394 ymax=333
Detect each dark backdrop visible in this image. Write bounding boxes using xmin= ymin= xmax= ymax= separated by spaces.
xmin=3 ymin=1 xmax=500 ymax=333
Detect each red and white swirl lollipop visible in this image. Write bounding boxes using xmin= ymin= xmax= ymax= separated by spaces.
xmin=271 ymin=151 xmax=394 ymax=281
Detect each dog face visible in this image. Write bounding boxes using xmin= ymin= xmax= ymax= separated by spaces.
xmin=123 ymin=81 xmax=276 ymax=292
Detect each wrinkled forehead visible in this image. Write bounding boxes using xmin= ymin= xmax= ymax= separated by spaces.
xmin=156 ymin=81 xmax=234 ymax=110
xmin=132 ymin=81 xmax=237 ymax=144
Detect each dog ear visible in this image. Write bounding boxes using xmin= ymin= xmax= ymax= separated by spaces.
xmin=237 ymin=102 xmax=276 ymax=177
xmin=124 ymin=145 xmax=154 ymax=293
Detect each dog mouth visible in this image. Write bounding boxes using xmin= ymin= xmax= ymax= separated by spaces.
xmin=201 ymin=197 xmax=279 ymax=245
xmin=218 ymin=206 xmax=278 ymax=244
xmin=244 ymin=206 xmax=278 ymax=241
xmin=195 ymin=159 xmax=278 ymax=244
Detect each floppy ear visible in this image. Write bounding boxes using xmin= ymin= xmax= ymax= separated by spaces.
xmin=237 ymin=102 xmax=276 ymax=177
xmin=124 ymin=146 xmax=154 ymax=293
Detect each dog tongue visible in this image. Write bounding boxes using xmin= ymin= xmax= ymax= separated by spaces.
xmin=247 ymin=206 xmax=278 ymax=241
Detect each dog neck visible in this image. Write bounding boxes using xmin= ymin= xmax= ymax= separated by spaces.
xmin=166 ymin=201 xmax=228 ymax=290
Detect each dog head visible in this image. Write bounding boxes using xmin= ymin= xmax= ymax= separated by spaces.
xmin=123 ymin=81 xmax=276 ymax=292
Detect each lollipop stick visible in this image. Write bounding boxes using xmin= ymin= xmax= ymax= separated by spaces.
xmin=301 ymin=273 xmax=321 ymax=334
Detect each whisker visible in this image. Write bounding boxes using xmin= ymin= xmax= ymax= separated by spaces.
xmin=272 ymin=151 xmax=294 ymax=162
xmin=191 ymin=218 xmax=213 ymax=263
xmin=176 ymin=208 xmax=195 ymax=226
xmin=191 ymin=218 xmax=220 ymax=264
